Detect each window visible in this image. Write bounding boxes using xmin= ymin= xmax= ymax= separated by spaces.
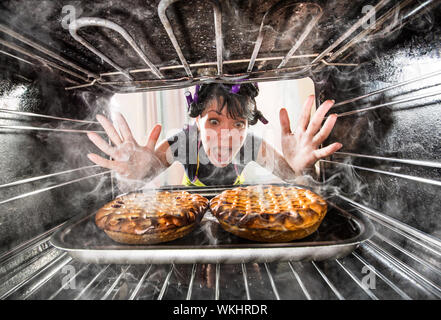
xmin=110 ymin=78 xmax=315 ymax=187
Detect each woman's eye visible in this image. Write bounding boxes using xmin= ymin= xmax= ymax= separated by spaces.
xmin=235 ymin=122 xmax=245 ymax=129
xmin=209 ymin=119 xmax=219 ymax=125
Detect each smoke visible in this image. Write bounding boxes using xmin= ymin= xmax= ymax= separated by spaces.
xmin=195 ymin=214 xmax=221 ymax=246
xmin=1 ymin=0 xmax=440 ymax=302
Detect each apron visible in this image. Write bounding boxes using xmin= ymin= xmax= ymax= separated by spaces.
xmin=182 ymin=139 xmax=245 ymax=187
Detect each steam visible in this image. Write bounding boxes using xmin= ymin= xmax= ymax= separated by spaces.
xmin=1 ymin=0 xmax=440 ymax=302
xmin=196 ymin=215 xmax=221 ymax=246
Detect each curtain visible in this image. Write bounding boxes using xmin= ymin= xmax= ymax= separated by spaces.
xmin=111 ymin=88 xmax=189 ymax=187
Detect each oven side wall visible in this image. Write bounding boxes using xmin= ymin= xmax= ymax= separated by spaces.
xmin=317 ymin=7 xmax=441 ymax=240
xmin=0 ymin=69 xmax=113 ymax=254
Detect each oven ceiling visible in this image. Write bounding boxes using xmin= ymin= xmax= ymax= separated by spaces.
xmin=0 ymin=0 xmax=436 ymax=93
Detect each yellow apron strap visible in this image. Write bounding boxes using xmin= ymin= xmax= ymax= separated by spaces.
xmin=233 ymin=173 xmax=245 ymax=185
xmin=183 ymin=173 xmax=243 ymax=187
xmin=182 ymin=174 xmax=193 ymax=186
xmin=182 ymin=174 xmax=207 ymax=187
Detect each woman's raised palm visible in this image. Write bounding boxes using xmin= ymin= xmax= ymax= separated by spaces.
xmin=279 ymin=95 xmax=342 ymax=175
xmin=87 ymin=112 xmax=163 ymax=180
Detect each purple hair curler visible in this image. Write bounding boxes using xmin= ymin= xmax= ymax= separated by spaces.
xmin=229 ymin=78 xmax=258 ymax=93
xmin=230 ymin=84 xmax=241 ymax=94
xmin=255 ymin=110 xmax=268 ymax=124
xmin=259 ymin=115 xmax=269 ymax=124
xmin=184 ymin=91 xmax=193 ymax=111
xmin=194 ymin=84 xmax=200 ymax=104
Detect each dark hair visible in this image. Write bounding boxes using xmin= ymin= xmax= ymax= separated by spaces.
xmin=188 ymin=82 xmax=264 ymax=126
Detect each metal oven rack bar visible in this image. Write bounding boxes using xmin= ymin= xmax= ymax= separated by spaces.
xmin=333 ymin=90 xmax=441 ymax=118
xmin=64 ymin=0 xmax=361 ymax=92
xmin=1 ymin=0 xmax=435 ymax=92
xmin=0 ymin=108 xmax=99 ymax=124
xmin=0 ymin=171 xmax=111 ymax=206
xmin=321 ymin=160 xmax=441 ymax=187
xmin=312 ymin=0 xmax=437 ymax=72
xmin=333 ymin=152 xmax=441 ymax=169
xmin=0 ymin=24 xmax=98 ymax=79
xmin=0 ymin=242 xmax=439 ymax=300
xmin=1 ymin=190 xmax=440 ymax=300
xmin=310 ymin=0 xmax=392 ymax=67
xmin=318 ymin=61 xmax=441 ymax=195
xmin=158 ymin=0 xmax=223 ymax=77
xmin=246 ymin=0 xmax=323 ymax=72
xmin=333 ymin=68 xmax=441 ymax=107
xmin=0 ymin=38 xmax=85 ymax=84
xmin=68 ymin=17 xmax=164 ymax=80
xmin=0 ymin=23 xmax=114 ymax=91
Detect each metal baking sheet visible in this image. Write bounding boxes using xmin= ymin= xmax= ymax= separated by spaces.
xmin=50 ymin=185 xmax=375 ymax=264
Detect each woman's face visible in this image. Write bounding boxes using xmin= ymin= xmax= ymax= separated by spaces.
xmin=196 ymin=98 xmax=248 ymax=167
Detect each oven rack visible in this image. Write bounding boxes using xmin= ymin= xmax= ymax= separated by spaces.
xmin=0 ymin=0 xmax=435 ymax=93
xmin=0 ymin=198 xmax=440 ymax=300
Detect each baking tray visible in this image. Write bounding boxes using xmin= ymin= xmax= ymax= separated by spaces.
xmin=50 ymin=184 xmax=375 ymax=264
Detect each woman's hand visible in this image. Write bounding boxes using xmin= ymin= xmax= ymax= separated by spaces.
xmin=87 ymin=112 xmax=163 ymax=181
xmin=279 ymin=95 xmax=342 ymax=175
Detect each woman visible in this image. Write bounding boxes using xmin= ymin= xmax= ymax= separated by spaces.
xmin=86 ymin=82 xmax=342 ymax=188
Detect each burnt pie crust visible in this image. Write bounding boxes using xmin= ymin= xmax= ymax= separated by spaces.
xmin=209 ymin=185 xmax=327 ymax=242
xmin=95 ymin=191 xmax=209 ymax=244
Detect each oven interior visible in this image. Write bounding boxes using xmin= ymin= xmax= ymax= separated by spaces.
xmin=0 ymin=0 xmax=440 ymax=300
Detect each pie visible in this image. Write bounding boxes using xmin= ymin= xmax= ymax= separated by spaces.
xmin=95 ymin=191 xmax=209 ymax=244
xmin=209 ymin=185 xmax=328 ymax=242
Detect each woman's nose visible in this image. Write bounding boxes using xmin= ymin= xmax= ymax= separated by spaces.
xmin=218 ymin=129 xmax=232 ymax=143
xmin=218 ymin=129 xmax=243 ymax=147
